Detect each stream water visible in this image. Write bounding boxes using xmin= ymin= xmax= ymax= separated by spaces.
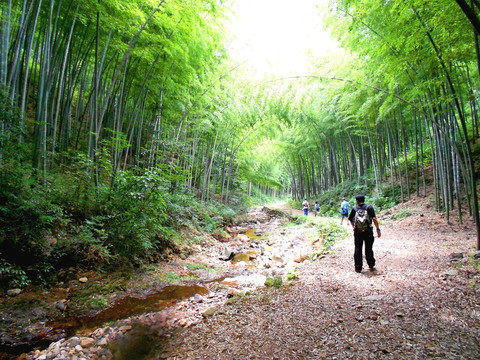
xmin=0 ymin=284 xmax=208 ymax=359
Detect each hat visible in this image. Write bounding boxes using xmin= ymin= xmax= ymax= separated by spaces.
xmin=355 ymin=194 xmax=365 ymax=202
xmin=342 ymin=197 xmax=345 ymax=200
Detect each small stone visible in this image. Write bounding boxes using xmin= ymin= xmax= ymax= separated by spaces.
xmin=227 ymin=288 xmax=239 ymax=298
xmin=365 ymin=294 xmax=386 ymax=301
xmin=118 ymin=326 xmax=132 ymax=333
xmin=75 ymin=345 xmax=83 ymax=352
xmin=194 ymin=294 xmax=203 ymax=303
xmin=92 ymin=328 xmax=105 ymax=338
xmin=440 ymin=269 xmax=459 ymax=277
xmin=6 ymin=288 xmax=22 ymax=296
xmin=96 ymin=337 xmax=108 ymax=346
xmin=55 ymin=299 xmax=68 ymax=311
xmin=78 ymin=277 xmax=88 ymax=283
xmin=203 ymin=307 xmax=219 ymax=318
xmin=80 ymin=337 xmax=95 ymax=348
xmin=450 ymin=252 xmax=464 ymax=262
xmin=70 ymin=337 xmax=81 ymax=347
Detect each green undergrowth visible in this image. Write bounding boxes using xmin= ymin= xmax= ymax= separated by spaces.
xmin=0 ymin=160 xmax=246 ymax=290
xmin=288 ymin=175 xmax=405 ymax=219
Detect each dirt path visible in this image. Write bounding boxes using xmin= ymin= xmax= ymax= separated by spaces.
xmin=160 ymin=202 xmax=480 ymax=359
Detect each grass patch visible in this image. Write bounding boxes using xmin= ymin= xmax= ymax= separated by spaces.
xmin=265 ymin=275 xmax=283 ymax=288
xmin=68 ymin=274 xmax=131 ymax=313
xmin=152 ymin=270 xmax=199 ymax=284
xmin=184 ymin=263 xmax=222 ymax=274
xmin=390 ymin=208 xmax=421 ymax=220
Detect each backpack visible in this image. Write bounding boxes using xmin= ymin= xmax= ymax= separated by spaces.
xmin=342 ymin=202 xmax=349 ymax=214
xmin=353 ymin=205 xmax=371 ymax=232
xmin=315 ymin=203 xmax=320 ymax=210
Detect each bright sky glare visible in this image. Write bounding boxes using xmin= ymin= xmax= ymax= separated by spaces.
xmin=227 ymin=0 xmax=339 ymax=78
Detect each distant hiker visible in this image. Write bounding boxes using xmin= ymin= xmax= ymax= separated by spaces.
xmin=314 ymin=201 xmax=320 ymax=217
xmin=302 ymin=199 xmax=309 ymax=216
xmin=340 ymin=197 xmax=349 ymax=225
xmin=348 ymin=194 xmax=381 ymax=273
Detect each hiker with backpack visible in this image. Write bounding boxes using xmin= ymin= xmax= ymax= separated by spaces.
xmin=302 ymin=199 xmax=309 ymax=216
xmin=314 ymin=201 xmax=320 ymax=216
xmin=348 ymin=194 xmax=381 ymax=273
xmin=340 ymin=197 xmax=349 ymax=225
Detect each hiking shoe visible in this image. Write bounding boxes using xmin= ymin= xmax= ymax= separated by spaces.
xmin=369 ymin=267 xmax=376 ymax=272
xmin=355 ymin=269 xmax=362 ymax=273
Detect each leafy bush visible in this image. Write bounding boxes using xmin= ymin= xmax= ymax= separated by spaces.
xmin=0 ymin=255 xmax=30 ymax=289
xmin=315 ymin=219 xmax=347 ymax=251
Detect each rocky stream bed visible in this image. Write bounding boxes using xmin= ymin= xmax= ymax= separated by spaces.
xmin=1 ymin=205 xmax=324 ymax=359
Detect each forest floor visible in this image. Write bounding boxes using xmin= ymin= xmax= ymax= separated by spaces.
xmin=4 ymin=195 xmax=480 ymax=359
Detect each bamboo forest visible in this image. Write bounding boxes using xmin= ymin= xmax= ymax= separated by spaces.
xmin=1 ymin=0 xmax=480 ymax=359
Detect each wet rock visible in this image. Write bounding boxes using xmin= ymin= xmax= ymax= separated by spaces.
xmin=78 ymin=277 xmax=88 ymax=283
xmin=6 ymin=288 xmax=22 ymax=296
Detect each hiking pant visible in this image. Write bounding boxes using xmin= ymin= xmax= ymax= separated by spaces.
xmin=354 ymin=230 xmax=375 ymax=271
xmin=304 ymin=208 xmax=308 ymax=215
